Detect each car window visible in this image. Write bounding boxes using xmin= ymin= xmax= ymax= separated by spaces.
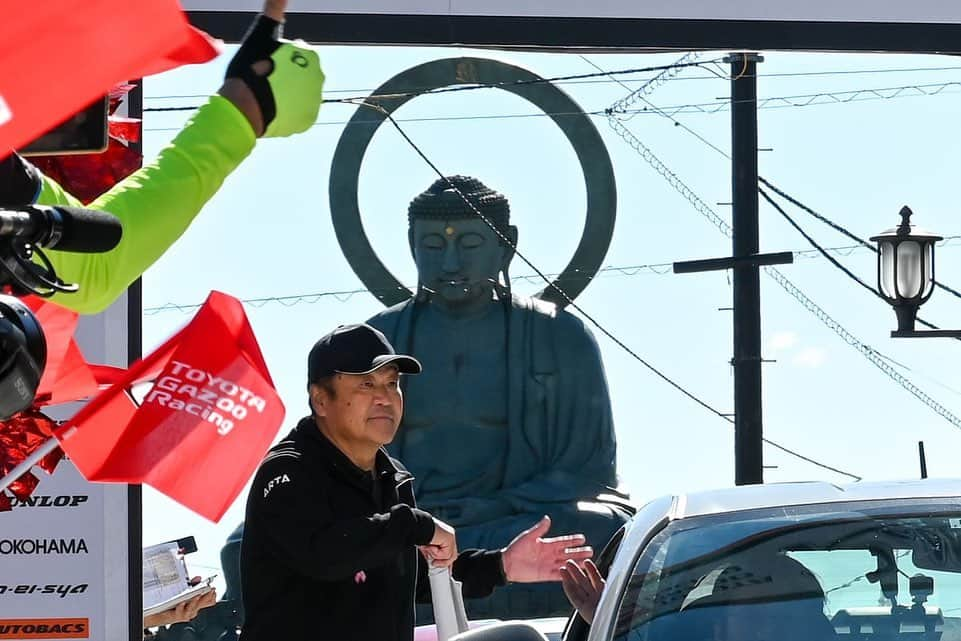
xmin=611 ymin=499 xmax=961 ymax=641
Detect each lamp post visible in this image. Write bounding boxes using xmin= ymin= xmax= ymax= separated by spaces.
xmin=870 ymin=206 xmax=960 ymax=338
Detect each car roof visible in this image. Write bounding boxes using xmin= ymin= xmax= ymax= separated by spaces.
xmin=671 ymin=478 xmax=961 ymax=519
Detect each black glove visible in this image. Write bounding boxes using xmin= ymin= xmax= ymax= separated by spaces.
xmin=225 ymin=15 xmax=283 ymax=132
xmin=224 ymin=14 xmax=323 ymax=138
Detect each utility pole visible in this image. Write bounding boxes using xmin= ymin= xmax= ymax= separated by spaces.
xmin=674 ymin=52 xmax=786 ymax=486
xmin=730 ymin=52 xmax=764 ymax=486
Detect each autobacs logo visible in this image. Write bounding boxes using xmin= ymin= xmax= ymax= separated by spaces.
xmin=143 ymin=360 xmax=269 ymax=436
xmin=0 ymin=618 xmax=88 ymax=639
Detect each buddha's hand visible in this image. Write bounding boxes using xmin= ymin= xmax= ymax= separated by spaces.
xmin=560 ymin=559 xmax=604 ymax=624
xmin=220 ymin=0 xmax=324 ymax=137
xmin=501 ymin=515 xmax=593 ymax=582
xmin=419 ymin=517 xmax=458 ymax=569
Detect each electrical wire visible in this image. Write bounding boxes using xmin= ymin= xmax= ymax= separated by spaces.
xmin=605 ymin=116 xmax=961 ymax=433
xmin=143 ymin=64 xmax=961 ymax=104
xmin=597 ymin=61 xmax=961 ymax=426
xmin=359 ymin=78 xmax=865 ymax=481
xmin=141 ymin=238 xmax=961 ymax=314
xmin=360 ymin=99 xmax=737 ymax=426
xmin=759 ymin=186 xmax=960 ymax=339
xmin=142 ymin=81 xmax=961 ymax=135
xmin=589 ymin=53 xmax=961 ymax=338
xmin=758 ymin=178 xmax=961 ymax=303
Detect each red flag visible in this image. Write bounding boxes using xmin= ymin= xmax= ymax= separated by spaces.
xmin=0 ymin=298 xmax=120 ymax=510
xmin=0 ymin=1 xmax=222 ymax=152
xmin=58 ymin=291 xmax=285 ymax=521
xmin=145 ymin=25 xmax=222 ymax=77
xmin=26 ymin=297 xmax=100 ymax=405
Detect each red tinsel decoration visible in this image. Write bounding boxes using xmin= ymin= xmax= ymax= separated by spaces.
xmin=0 ymin=298 xmax=104 ymax=511
xmin=30 ymin=84 xmax=143 ymax=204
xmin=0 ymin=409 xmax=62 ymax=511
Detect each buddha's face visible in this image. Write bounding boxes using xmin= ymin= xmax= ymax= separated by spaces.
xmin=411 ymin=217 xmax=513 ymax=310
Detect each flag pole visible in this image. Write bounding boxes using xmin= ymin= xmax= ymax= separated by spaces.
xmin=0 ymin=427 xmax=75 ymax=494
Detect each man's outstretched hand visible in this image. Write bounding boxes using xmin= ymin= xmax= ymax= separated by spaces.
xmin=219 ymin=0 xmax=324 ymax=137
xmin=501 ymin=515 xmax=593 ymax=583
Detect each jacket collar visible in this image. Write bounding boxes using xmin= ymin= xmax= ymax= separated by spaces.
xmin=296 ymin=416 xmax=413 ymax=488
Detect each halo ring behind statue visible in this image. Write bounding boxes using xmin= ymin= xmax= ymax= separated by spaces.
xmin=329 ymin=57 xmax=617 ymax=309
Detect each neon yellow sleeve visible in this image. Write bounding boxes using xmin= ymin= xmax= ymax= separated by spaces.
xmin=37 ymin=175 xmax=83 ymax=208
xmin=38 ymin=95 xmax=256 ymax=314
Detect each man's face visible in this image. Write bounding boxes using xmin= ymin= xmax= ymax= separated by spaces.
xmin=312 ymin=365 xmax=403 ymax=451
xmin=411 ymin=218 xmax=507 ymax=308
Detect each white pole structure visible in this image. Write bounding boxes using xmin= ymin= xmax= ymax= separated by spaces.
xmin=429 ymin=565 xmax=470 ymax=641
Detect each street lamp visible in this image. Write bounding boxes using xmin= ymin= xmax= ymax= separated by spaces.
xmin=870 ymin=206 xmax=957 ymax=338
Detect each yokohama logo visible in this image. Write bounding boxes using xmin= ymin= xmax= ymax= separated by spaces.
xmin=0 ymin=539 xmax=88 ymax=554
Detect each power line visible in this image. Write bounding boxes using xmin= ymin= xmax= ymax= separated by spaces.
xmin=358 ymin=51 xmax=862 ymax=482
xmin=758 ymin=178 xmax=961 ymax=304
xmin=760 ymin=186 xmax=959 ymax=340
xmin=591 ymin=55 xmax=961 ymax=430
xmin=759 ymin=187 xmax=880 ymax=301
xmin=142 ymin=64 xmax=961 ymax=103
xmin=605 ymin=112 xmax=961 ymax=434
xmin=605 ymin=51 xmax=705 ymax=122
xmin=608 ymin=81 xmax=961 ymax=119
xmin=616 ymin=63 xmax=961 ymax=311
xmin=605 ymin=116 xmax=871 ymax=481
xmin=364 ymin=99 xmax=737 ymax=426
xmin=148 ymin=61 xmax=754 ymax=444
xmin=366 ymin=97 xmax=864 ymax=485
xmin=749 ymin=65 xmax=961 ymax=79
xmin=603 ymin=57 xmax=961 ymax=327
xmin=146 ymin=239 xmax=961 ymax=314
xmin=141 ymin=55 xmax=866 ymax=482
xmin=324 ymin=59 xmax=718 ymax=105
xmin=583 ymin=52 xmax=733 ymax=160
xmin=142 ymin=60 xmax=722 ymax=120
xmin=141 ymin=79 xmax=961 ymax=136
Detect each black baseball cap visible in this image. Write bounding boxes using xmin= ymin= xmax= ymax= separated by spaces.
xmin=307 ymin=323 xmax=422 ymax=384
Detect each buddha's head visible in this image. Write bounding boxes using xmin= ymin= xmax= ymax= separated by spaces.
xmin=407 ymin=176 xmax=518 ymax=311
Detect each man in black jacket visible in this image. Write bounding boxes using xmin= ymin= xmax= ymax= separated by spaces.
xmin=239 ymin=323 xmax=593 ymax=641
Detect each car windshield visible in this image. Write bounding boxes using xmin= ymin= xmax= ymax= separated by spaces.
xmin=614 ymin=498 xmax=961 ymax=641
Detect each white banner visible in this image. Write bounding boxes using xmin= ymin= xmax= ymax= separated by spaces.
xmin=182 ymin=0 xmax=961 ymax=25
xmin=0 ymin=296 xmax=133 ymax=641
xmin=0 ymin=463 xmax=128 ymax=641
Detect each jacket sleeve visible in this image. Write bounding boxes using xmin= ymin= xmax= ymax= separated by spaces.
xmin=36 ymin=95 xmax=256 ymax=314
xmin=249 ymin=454 xmax=436 ymax=583
xmin=453 ymin=549 xmax=507 ymax=598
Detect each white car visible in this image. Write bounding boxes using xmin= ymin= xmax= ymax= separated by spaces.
xmin=445 ymin=479 xmax=961 ymax=641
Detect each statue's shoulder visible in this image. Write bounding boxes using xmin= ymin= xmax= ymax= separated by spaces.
xmin=366 ymin=299 xmax=413 ymax=335
xmin=512 ymin=295 xmax=598 ymax=344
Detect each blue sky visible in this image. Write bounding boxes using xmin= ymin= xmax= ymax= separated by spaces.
xmin=138 ymin=44 xmax=961 ymax=587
